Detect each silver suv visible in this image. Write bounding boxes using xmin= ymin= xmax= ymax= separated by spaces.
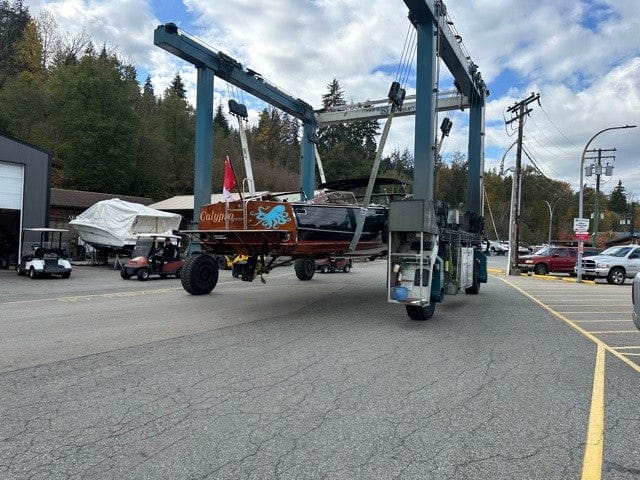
xmin=577 ymin=245 xmax=640 ymax=285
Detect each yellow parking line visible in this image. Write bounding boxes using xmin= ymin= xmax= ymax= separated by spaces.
xmin=589 ymin=330 xmax=640 ymax=334
xmin=581 ymin=344 xmax=605 ymax=480
xmin=574 ymin=320 xmax=633 ymax=323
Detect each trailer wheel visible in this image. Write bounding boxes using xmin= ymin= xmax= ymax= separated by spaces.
xmin=294 ymin=258 xmax=315 ymax=281
xmin=181 ymin=253 xmax=218 ymax=295
xmin=406 ymin=304 xmax=436 ymax=320
xmin=216 ymin=255 xmax=228 ymax=270
xmin=465 ymin=259 xmax=481 ymax=294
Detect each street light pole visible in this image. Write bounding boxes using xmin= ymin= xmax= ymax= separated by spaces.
xmin=544 ymin=200 xmax=554 ymax=245
xmin=577 ymin=124 xmax=637 ymax=283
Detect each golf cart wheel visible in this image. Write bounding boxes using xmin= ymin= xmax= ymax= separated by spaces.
xmin=320 ymin=265 xmax=329 ymax=274
xmin=343 ymin=264 xmax=351 ymax=273
xmin=60 ymin=272 xmax=71 ymax=279
xmin=120 ymin=269 xmax=132 ymax=280
xmin=175 ymin=267 xmax=182 ymax=279
xmin=29 ymin=267 xmax=38 ymax=279
xmin=137 ymin=268 xmax=150 ymax=281
xmin=17 ymin=267 xmax=24 ymax=276
xmin=406 ymin=303 xmax=436 ymax=320
xmin=181 ymin=253 xmax=218 ymax=295
xmin=217 ymin=255 xmax=228 ymax=270
xmin=294 ymin=258 xmax=315 ymax=281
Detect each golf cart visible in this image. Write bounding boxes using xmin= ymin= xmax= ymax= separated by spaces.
xmin=17 ymin=228 xmax=72 ymax=279
xmin=120 ymin=234 xmax=184 ymax=280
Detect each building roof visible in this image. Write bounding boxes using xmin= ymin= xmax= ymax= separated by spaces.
xmin=50 ymin=188 xmax=153 ymax=209
xmin=149 ymin=193 xmax=269 ymax=211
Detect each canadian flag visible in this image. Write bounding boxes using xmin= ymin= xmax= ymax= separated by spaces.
xmin=223 ymin=156 xmax=237 ymax=202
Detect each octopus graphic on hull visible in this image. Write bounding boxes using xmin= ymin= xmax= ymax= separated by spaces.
xmin=251 ymin=205 xmax=291 ymax=229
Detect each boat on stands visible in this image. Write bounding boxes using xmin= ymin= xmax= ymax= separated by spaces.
xmin=69 ymin=198 xmax=182 ymax=255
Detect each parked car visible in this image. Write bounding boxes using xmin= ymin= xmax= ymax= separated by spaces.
xmin=315 ymin=257 xmax=353 ymax=273
xmin=518 ymin=246 xmax=599 ymax=275
xmin=120 ymin=234 xmax=184 ymax=280
xmin=17 ymin=228 xmax=72 ymax=279
xmin=576 ymin=244 xmax=640 ymax=285
xmin=632 ymin=273 xmax=640 ymax=331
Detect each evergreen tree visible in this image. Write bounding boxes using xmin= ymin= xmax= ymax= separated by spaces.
xmin=168 ymin=73 xmax=186 ymax=99
xmin=48 ymin=49 xmax=139 ymax=193
xmin=159 ymin=73 xmax=195 ymax=194
xmin=213 ymin=103 xmax=231 ymax=137
xmin=0 ymin=0 xmax=31 ymax=89
xmin=609 ymin=180 xmax=627 ymax=215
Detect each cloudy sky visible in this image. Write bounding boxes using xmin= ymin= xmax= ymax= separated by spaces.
xmin=26 ymin=0 xmax=640 ymax=200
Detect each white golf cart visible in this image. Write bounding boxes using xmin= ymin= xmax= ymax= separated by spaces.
xmin=17 ymin=228 xmax=72 ymax=279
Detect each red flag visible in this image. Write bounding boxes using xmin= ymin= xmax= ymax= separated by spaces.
xmin=223 ymin=156 xmax=237 ymax=202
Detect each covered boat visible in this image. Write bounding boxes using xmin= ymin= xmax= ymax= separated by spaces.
xmin=69 ymin=199 xmax=182 ymax=254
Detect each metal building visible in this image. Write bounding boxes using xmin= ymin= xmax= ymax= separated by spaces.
xmin=0 ymin=134 xmax=51 ymax=269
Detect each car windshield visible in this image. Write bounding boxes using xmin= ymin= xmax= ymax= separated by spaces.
xmin=534 ymin=247 xmax=551 ymax=256
xmin=599 ymin=246 xmax=633 ymax=257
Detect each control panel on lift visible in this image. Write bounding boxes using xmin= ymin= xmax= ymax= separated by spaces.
xmin=387 ymin=200 xmax=442 ymax=306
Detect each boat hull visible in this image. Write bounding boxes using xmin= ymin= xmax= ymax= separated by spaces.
xmin=194 ymin=200 xmax=387 ymax=258
xmin=71 ymin=224 xmax=136 ymax=253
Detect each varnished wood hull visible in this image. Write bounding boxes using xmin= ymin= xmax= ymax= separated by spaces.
xmin=193 ymin=200 xmax=387 ymax=258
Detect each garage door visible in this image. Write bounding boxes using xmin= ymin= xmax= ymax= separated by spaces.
xmin=0 ymin=161 xmax=23 ymax=210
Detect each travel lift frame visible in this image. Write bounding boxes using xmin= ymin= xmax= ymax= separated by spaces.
xmin=153 ymin=0 xmax=488 ymax=320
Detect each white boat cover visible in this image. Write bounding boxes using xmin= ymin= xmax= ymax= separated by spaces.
xmin=69 ymin=199 xmax=181 ymax=247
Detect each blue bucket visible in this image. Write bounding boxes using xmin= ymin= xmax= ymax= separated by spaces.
xmin=394 ymin=286 xmax=409 ymax=301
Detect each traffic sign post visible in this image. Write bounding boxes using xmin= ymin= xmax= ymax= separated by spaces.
xmin=574 ymin=218 xmax=590 ymax=282
xmin=574 ymin=218 xmax=590 ymax=232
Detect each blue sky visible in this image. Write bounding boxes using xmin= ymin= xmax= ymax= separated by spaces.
xmin=27 ymin=0 xmax=640 ymax=200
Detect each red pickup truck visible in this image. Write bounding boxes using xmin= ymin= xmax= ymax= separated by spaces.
xmin=518 ymin=246 xmax=599 ymax=275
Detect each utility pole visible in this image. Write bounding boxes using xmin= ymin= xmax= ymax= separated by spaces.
xmin=584 ymin=147 xmax=616 ymax=246
xmin=505 ymin=92 xmax=540 ymax=275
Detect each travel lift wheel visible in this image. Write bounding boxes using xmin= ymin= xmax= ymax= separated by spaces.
xmin=406 ymin=303 xmax=436 ymax=321
xmin=294 ymin=258 xmax=315 ymax=280
xmin=181 ymin=253 xmax=219 ymax=295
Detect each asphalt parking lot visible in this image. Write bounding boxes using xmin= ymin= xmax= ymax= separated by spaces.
xmin=1 ymin=258 xmax=639 ymax=479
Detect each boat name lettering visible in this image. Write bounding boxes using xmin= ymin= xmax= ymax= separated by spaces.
xmin=200 ymin=211 xmax=233 ymax=223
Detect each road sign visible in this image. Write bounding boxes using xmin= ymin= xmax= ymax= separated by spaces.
xmin=575 ymin=232 xmax=590 ymax=241
xmin=573 ymin=218 xmax=590 ymax=232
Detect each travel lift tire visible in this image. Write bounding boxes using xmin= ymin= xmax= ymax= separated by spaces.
xmin=181 ymin=253 xmax=219 ymax=295
xmin=294 ymin=258 xmax=315 ymax=281
xmin=406 ymin=304 xmax=436 ymax=321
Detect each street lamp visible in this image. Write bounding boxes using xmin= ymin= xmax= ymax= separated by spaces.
xmin=576 ymin=124 xmax=637 ymax=282
xmin=544 ymin=198 xmax=561 ymax=245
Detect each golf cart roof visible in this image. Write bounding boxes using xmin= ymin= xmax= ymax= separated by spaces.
xmin=23 ymin=228 xmax=69 ymax=233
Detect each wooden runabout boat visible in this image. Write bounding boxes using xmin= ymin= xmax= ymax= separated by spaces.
xmin=180 ymin=178 xmax=406 ymax=295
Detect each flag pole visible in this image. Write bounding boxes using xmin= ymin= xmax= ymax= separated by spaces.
xmin=226 ymin=154 xmax=243 ymax=201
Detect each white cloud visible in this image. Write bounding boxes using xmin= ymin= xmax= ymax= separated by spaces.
xmin=26 ymin=0 xmax=640 ymax=199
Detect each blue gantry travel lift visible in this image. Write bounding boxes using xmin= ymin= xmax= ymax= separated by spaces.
xmin=154 ymin=0 xmax=488 ymax=320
